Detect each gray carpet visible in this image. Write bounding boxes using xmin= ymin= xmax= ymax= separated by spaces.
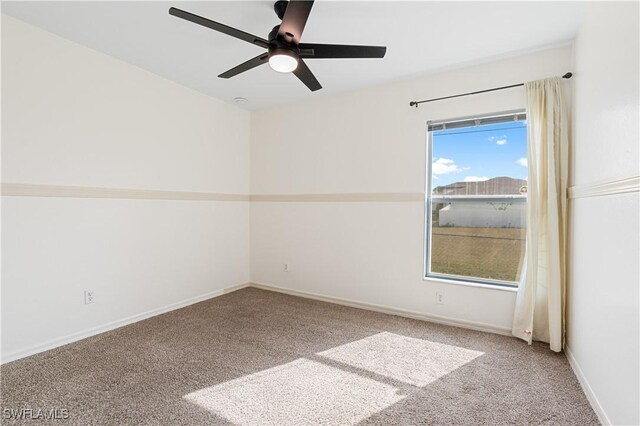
xmin=1 ymin=287 xmax=598 ymax=425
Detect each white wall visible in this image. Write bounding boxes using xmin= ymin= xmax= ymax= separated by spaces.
xmin=1 ymin=16 xmax=251 ymax=362
xmin=567 ymin=2 xmax=640 ymax=425
xmin=250 ymin=46 xmax=574 ymax=332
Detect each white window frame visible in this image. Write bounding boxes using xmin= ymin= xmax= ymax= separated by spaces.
xmin=423 ymin=110 xmax=527 ymax=289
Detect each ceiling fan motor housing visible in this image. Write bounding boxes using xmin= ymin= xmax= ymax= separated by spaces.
xmin=269 ymin=25 xmax=295 ymax=45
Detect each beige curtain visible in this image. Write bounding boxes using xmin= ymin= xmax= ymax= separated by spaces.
xmin=512 ymin=77 xmax=569 ymax=352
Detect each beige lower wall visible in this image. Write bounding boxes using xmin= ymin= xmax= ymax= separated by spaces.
xmin=1 ymin=196 xmax=250 ymax=361
xmin=250 ymin=201 xmax=518 ymax=331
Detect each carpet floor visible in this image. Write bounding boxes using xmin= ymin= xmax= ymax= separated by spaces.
xmin=1 ymin=287 xmax=598 ymax=425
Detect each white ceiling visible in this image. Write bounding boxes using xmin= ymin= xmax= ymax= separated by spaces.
xmin=2 ymin=1 xmax=585 ymax=110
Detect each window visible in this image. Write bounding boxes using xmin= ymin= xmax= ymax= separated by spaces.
xmin=425 ymin=111 xmax=527 ymax=287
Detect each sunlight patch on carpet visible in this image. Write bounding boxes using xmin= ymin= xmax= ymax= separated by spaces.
xmin=184 ymin=358 xmax=405 ymax=426
xmin=317 ymin=332 xmax=484 ymax=387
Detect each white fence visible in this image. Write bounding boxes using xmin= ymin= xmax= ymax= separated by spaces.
xmin=438 ymin=201 xmax=525 ymax=228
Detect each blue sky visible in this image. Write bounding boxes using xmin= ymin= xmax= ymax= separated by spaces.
xmin=431 ymin=121 xmax=528 ymax=188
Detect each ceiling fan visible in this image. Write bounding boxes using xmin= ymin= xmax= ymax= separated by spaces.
xmin=169 ymin=0 xmax=387 ymax=92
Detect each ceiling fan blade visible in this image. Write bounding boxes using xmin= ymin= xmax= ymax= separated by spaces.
xmin=299 ymin=43 xmax=387 ymax=59
xmin=293 ymin=59 xmax=321 ymax=92
xmin=169 ymin=7 xmax=269 ymax=49
xmin=278 ymin=0 xmax=314 ymax=44
xmin=218 ymin=53 xmax=269 ymax=79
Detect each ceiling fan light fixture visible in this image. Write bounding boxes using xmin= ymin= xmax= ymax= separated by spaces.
xmin=169 ymin=3 xmax=387 ymax=92
xmin=268 ymin=48 xmax=299 ymax=73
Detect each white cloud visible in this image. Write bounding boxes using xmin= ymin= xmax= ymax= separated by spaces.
xmin=432 ymin=158 xmax=463 ymax=176
xmin=489 ymin=135 xmax=507 ymax=145
xmin=516 ymin=157 xmax=528 ymax=167
xmin=464 ymin=176 xmax=489 ymax=182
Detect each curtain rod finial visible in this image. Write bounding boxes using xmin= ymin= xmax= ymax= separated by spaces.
xmin=409 ymin=101 xmax=418 ymax=107
xmin=563 ymin=72 xmax=573 ymax=79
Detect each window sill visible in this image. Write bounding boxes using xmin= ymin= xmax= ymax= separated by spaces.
xmin=422 ymin=275 xmax=518 ymax=292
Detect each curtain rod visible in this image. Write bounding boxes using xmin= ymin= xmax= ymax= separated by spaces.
xmin=409 ymin=72 xmax=573 ymax=108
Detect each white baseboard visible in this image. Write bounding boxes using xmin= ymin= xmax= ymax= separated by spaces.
xmin=1 ymin=282 xmax=251 ymax=365
xmin=222 ymin=282 xmax=252 ymax=294
xmin=565 ymin=345 xmax=610 ymax=425
xmin=249 ymin=282 xmax=512 ymax=336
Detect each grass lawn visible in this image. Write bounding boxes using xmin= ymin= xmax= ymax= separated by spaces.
xmin=430 ymin=226 xmax=525 ymax=282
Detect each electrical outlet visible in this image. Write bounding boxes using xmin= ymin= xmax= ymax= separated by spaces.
xmin=284 ymin=263 xmax=289 ymax=273
xmin=436 ymin=292 xmax=445 ymax=305
xmin=84 ymin=290 xmax=95 ymax=305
